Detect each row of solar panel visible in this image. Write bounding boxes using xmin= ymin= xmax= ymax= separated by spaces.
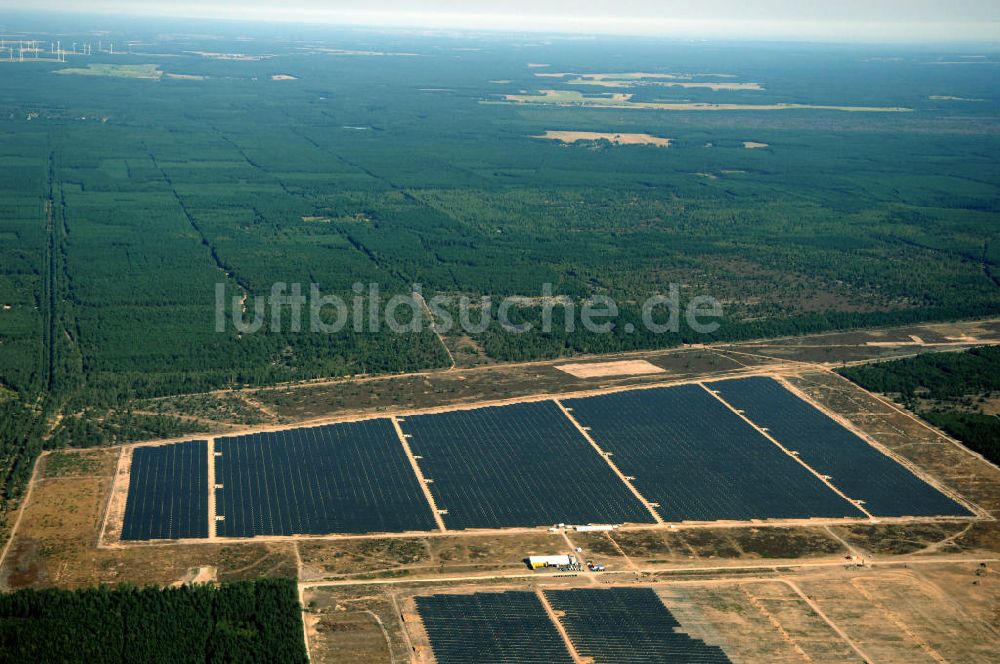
xmin=121 ymin=440 xmax=209 ymax=541
xmin=417 ymin=588 xmax=731 ymax=664
xmin=120 ymin=377 xmax=970 ymax=540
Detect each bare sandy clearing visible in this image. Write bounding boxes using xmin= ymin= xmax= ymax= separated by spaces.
xmin=187 ymin=51 xmax=271 ymax=61
xmin=271 ymin=74 xmax=298 ymax=80
xmin=744 ymin=141 xmax=770 ymax=149
xmin=929 ymin=95 xmax=983 ymax=101
xmin=173 ymin=565 xmax=218 ymax=586
xmin=534 ymin=131 xmax=671 ymax=147
xmin=662 ymin=81 xmax=763 ymax=91
xmin=313 ymin=48 xmax=418 ymax=57
xmin=498 ymin=90 xmax=911 ymax=112
xmin=565 ymin=78 xmax=632 ymax=88
xmin=582 ymin=72 xmax=690 ymax=80
xmin=555 ymin=359 xmax=667 ymax=378
xmin=567 ymin=78 xmax=764 ymax=91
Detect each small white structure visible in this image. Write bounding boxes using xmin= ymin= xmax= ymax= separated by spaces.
xmin=574 ymin=524 xmax=619 ymax=533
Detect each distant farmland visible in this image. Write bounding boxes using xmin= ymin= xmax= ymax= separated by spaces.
xmin=114 ymin=376 xmax=977 ymax=541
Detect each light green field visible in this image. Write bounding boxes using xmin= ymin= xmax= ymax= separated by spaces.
xmin=55 ymin=63 xmax=163 ymax=79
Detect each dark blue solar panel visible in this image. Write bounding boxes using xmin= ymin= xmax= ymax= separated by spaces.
xmin=400 ymin=401 xmax=655 ymax=529
xmin=214 ymin=418 xmax=437 ymax=537
xmin=546 ymin=588 xmax=731 ymax=663
xmin=122 ymin=440 xmax=208 ymax=540
xmin=416 ymin=592 xmax=573 ymax=664
xmin=708 ymin=376 xmax=972 ymax=517
xmin=563 ymin=385 xmax=862 ymax=521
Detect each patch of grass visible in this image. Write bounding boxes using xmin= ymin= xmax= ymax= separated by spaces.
xmin=55 ymin=64 xmax=162 ymax=79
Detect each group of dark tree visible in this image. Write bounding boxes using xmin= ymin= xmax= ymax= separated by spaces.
xmin=0 ymin=578 xmax=308 ymax=663
xmin=838 ymin=346 xmax=1000 ymax=464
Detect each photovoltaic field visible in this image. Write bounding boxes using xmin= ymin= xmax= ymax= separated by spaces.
xmin=399 ymin=401 xmax=655 ymax=529
xmin=214 ymin=419 xmax=438 ymax=537
xmin=416 ymin=588 xmax=731 ymax=664
xmin=708 ymin=377 xmax=972 ymax=517
xmin=416 ymin=592 xmax=574 ymax=664
xmin=562 ymin=385 xmax=863 ymax=521
xmin=119 ymin=375 xmax=974 ymax=541
xmin=546 ymin=588 xmax=731 ymax=663
xmin=121 ymin=440 xmax=208 ymax=541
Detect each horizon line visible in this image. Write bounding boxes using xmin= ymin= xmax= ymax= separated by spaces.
xmin=2 ymin=6 xmax=1000 ymax=47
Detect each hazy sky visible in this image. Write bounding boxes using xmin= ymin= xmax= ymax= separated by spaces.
xmin=9 ymin=1 xmax=1000 ymax=42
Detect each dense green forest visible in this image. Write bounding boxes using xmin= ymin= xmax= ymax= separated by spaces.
xmin=922 ymin=411 xmax=1000 ymax=466
xmin=838 ymin=346 xmax=1000 ymax=401
xmin=0 ymin=578 xmax=308 ymax=663
xmin=838 ymin=346 xmax=1000 ymax=464
xmin=0 ymin=19 xmax=998 ymax=499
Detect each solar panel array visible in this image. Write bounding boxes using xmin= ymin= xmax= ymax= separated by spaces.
xmin=415 ymin=592 xmax=574 ymax=664
xmin=214 ymin=418 xmax=438 ymax=537
xmin=400 ymin=401 xmax=655 ymax=529
xmin=546 ymin=588 xmax=731 ymax=663
xmin=563 ymin=385 xmax=863 ymax=521
xmin=708 ymin=376 xmax=972 ymax=517
xmin=121 ymin=376 xmax=974 ymax=541
xmin=121 ymin=440 xmax=208 ymax=540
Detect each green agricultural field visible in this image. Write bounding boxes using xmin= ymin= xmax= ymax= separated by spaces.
xmin=0 ymin=21 xmax=998 ymax=498
xmin=54 ymin=63 xmax=163 ymax=79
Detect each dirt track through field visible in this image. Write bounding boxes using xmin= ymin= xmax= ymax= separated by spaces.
xmin=782 ymin=579 xmax=873 ymax=663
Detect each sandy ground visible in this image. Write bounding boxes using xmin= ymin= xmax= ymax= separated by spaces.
xmin=500 ymin=90 xmax=911 ymax=112
xmin=172 ymin=565 xmax=218 ymax=586
xmin=555 ymin=359 xmax=667 ymax=377
xmin=304 ymin=560 xmax=999 ymax=664
xmin=187 ymin=51 xmax=271 ymax=61
xmin=533 ymin=130 xmax=670 ymax=146
xmin=566 ymin=78 xmax=764 ymax=91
